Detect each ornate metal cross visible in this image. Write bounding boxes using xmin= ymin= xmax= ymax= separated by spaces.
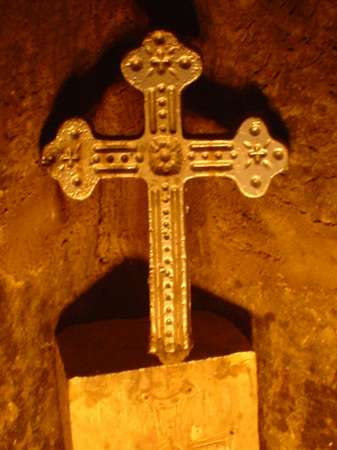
xmin=42 ymin=31 xmax=288 ymax=365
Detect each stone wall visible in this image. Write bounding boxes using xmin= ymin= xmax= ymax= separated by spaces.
xmin=0 ymin=1 xmax=336 ymax=448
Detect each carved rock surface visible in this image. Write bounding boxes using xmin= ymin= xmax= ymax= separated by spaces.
xmin=0 ymin=1 xmax=336 ymax=449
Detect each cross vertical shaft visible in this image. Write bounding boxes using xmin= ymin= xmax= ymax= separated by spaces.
xmin=148 ymin=183 xmax=190 ymax=363
xmin=144 ymin=82 xmax=182 ymax=136
xmin=120 ymin=31 xmax=202 ymax=363
xmin=42 ymin=30 xmax=288 ymax=365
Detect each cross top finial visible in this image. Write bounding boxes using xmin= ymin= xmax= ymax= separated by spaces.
xmin=42 ymin=30 xmax=288 ymax=364
xmin=121 ymin=31 xmax=202 ymax=92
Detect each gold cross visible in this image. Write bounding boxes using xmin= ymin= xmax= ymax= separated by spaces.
xmin=42 ymin=31 xmax=288 ymax=365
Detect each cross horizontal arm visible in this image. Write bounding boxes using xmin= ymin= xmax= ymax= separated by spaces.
xmin=42 ymin=119 xmax=144 ymax=200
xmin=186 ymin=139 xmax=235 ymax=173
xmin=184 ymin=118 xmax=288 ymax=197
xmin=92 ymin=139 xmax=142 ymax=176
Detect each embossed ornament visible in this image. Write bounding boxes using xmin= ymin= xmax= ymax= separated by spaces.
xmin=149 ymin=137 xmax=182 ymax=175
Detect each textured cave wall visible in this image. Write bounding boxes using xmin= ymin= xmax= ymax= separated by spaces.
xmin=0 ymin=0 xmax=336 ymax=449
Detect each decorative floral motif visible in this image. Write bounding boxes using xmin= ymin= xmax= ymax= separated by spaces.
xmin=149 ymin=137 xmax=182 ymax=175
xmin=41 ymin=127 xmax=82 ymax=168
xmin=243 ymin=139 xmax=271 ymax=168
xmin=144 ymin=31 xmax=178 ymax=77
xmin=61 ymin=142 xmax=81 ymax=168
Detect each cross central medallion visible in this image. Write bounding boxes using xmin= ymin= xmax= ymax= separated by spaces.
xmin=42 ymin=31 xmax=288 ymax=364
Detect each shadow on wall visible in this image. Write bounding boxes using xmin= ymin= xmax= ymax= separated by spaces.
xmin=39 ymin=0 xmax=200 ymax=149
xmin=56 ymin=259 xmax=252 ymax=377
xmin=135 ymin=0 xmax=200 ymax=37
xmin=40 ymin=0 xmax=289 ymax=152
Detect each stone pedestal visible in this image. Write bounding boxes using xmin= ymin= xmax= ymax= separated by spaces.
xmin=69 ymin=352 xmax=259 ymax=450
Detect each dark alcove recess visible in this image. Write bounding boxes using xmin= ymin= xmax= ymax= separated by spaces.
xmin=56 ymin=259 xmax=252 ymax=377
